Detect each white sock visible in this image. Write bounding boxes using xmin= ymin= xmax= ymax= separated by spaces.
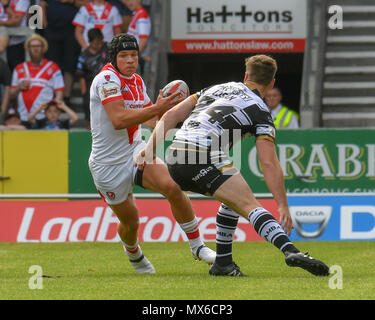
xmin=122 ymin=239 xmax=143 ymax=261
xmin=179 ymin=217 xmax=204 ymax=250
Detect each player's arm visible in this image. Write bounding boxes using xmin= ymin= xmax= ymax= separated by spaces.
xmin=142 ymin=116 xmax=158 ymax=129
xmin=136 ymin=95 xmax=197 ymax=168
xmin=103 ymin=90 xmax=183 ymax=130
xmin=255 ymin=137 xmax=293 ymax=235
xmin=161 ymin=94 xmax=198 ymax=128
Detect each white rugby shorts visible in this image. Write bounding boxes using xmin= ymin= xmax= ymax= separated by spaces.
xmin=89 ymin=156 xmax=138 ymax=205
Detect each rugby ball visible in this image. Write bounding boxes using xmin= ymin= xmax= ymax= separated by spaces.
xmin=161 ymin=80 xmax=190 ymax=100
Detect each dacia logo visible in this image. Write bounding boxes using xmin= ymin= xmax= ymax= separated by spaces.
xmin=290 ymin=206 xmax=332 ymax=238
xmin=295 ymin=210 xmax=325 ymax=216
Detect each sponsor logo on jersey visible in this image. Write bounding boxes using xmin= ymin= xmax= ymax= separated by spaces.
xmin=103 ymin=87 xmax=118 ymax=98
xmin=100 ymin=82 xmax=120 ymax=100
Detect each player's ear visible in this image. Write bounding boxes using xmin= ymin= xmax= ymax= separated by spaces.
xmin=268 ymin=79 xmax=276 ymax=91
xmin=271 ymin=78 xmax=275 ymax=88
xmin=243 ymin=71 xmax=249 ymax=83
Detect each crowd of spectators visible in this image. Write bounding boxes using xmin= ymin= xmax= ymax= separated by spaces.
xmin=0 ymin=0 xmax=151 ymax=130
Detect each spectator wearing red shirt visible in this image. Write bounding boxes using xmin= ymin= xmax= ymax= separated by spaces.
xmin=10 ymin=34 xmax=64 ymax=127
xmin=122 ymin=0 xmax=150 ymax=76
xmin=73 ymin=0 xmax=123 ymax=50
xmin=0 ymin=0 xmax=34 ymax=70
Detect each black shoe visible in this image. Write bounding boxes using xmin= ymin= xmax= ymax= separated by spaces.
xmin=209 ymin=262 xmax=246 ymax=277
xmin=285 ymin=251 xmax=330 ymax=276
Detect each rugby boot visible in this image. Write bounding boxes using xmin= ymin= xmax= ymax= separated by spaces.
xmin=192 ymin=245 xmax=216 ymax=265
xmin=285 ymin=251 xmax=330 ymax=276
xmin=209 ymin=261 xmax=246 ymax=277
xmin=129 ymin=255 xmax=156 ymax=274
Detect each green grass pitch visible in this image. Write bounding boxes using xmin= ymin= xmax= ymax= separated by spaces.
xmin=1 ymin=241 xmax=374 ymax=300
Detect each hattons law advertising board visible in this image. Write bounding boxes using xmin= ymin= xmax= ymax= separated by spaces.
xmin=171 ymin=0 xmax=307 ymax=53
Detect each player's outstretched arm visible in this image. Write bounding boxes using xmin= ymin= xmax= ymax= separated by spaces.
xmin=136 ymin=95 xmax=197 ymax=169
xmin=255 ymin=138 xmax=293 ymax=236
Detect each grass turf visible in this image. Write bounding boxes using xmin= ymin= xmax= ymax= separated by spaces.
xmin=0 ymin=241 xmax=374 ymax=300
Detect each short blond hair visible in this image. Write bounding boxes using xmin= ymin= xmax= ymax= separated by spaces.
xmin=245 ymin=55 xmax=277 ymax=86
xmin=24 ymin=34 xmax=48 ymax=53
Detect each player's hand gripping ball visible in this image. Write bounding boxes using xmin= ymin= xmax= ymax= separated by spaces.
xmin=161 ymin=80 xmax=190 ymax=101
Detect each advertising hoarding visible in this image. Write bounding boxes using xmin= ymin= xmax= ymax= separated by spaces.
xmin=1 ymin=195 xmax=374 ymax=242
xmin=171 ymin=0 xmax=307 ymax=53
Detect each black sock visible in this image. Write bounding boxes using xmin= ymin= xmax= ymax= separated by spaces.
xmin=248 ymin=207 xmax=299 ymax=254
xmin=215 ymin=204 xmax=239 ymax=266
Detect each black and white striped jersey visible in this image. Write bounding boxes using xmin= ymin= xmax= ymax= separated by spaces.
xmin=173 ymin=81 xmax=276 ymax=153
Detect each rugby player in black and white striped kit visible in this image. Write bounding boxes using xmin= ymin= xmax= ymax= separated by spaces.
xmin=136 ymin=55 xmax=329 ymax=277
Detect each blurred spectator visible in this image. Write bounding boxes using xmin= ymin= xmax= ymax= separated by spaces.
xmin=0 ymin=56 xmax=11 ymax=117
xmin=0 ymin=0 xmax=8 ymax=60
xmin=123 ymin=0 xmax=150 ymax=76
xmin=72 ymin=0 xmax=122 ymax=50
xmin=0 ymin=107 xmax=27 ymax=130
xmin=28 ymin=99 xmax=78 ymax=129
xmin=74 ymin=0 xmax=89 ymax=7
xmin=41 ymin=0 xmax=83 ymax=106
xmin=76 ymin=27 xmax=107 ymax=121
xmin=140 ymin=0 xmax=149 ymax=12
xmin=10 ymin=34 xmax=64 ymax=127
xmin=265 ymin=87 xmax=299 ymax=129
xmin=106 ymin=0 xmax=132 ymax=32
xmin=0 ymin=0 xmax=34 ymax=71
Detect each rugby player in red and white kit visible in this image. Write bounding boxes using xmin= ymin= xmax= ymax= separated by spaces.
xmin=89 ymin=34 xmax=215 ymax=274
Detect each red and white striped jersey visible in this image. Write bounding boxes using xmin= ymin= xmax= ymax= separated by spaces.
xmin=11 ymin=59 xmax=65 ymax=121
xmin=127 ymin=6 xmax=151 ymax=43
xmin=72 ymin=1 xmax=123 ymax=44
xmin=89 ymin=63 xmax=152 ymax=165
